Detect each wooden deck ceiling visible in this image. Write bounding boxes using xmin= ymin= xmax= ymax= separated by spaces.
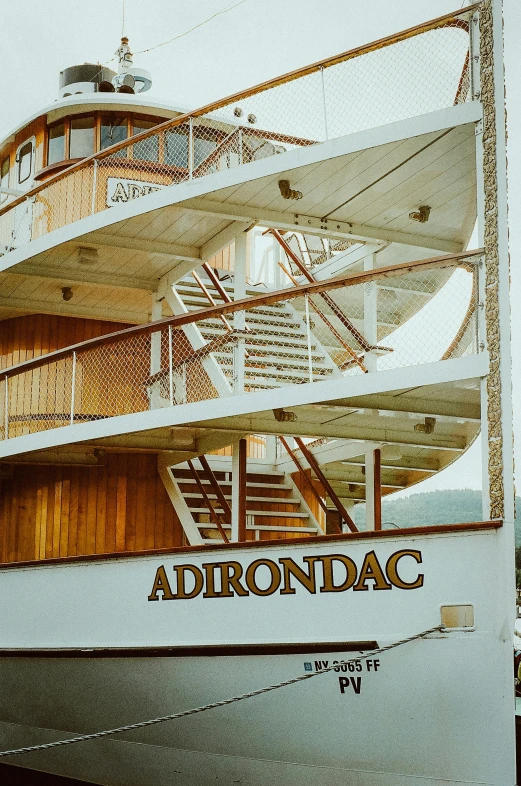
xmin=0 ymin=372 xmax=482 ymax=505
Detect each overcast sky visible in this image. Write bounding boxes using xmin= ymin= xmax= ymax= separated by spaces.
xmin=0 ymin=0 xmax=519 ymax=497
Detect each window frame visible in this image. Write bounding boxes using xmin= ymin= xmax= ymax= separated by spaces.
xmin=43 ymin=111 xmax=228 ymax=174
xmin=16 ymin=138 xmax=35 ymax=185
xmin=0 ymin=155 xmax=10 ymax=204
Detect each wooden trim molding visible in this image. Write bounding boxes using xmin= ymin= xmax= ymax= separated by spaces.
xmin=0 ymin=520 xmax=502 ymax=571
xmin=0 ymin=641 xmax=380 ymax=658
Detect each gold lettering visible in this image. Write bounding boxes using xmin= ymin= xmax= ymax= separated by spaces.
xmin=173 ymin=564 xmax=204 ymax=599
xmin=353 ymin=551 xmax=392 ymax=592
xmin=319 ymin=554 xmax=358 ymax=593
xmin=111 ymin=182 xmax=128 ymax=202
xmin=128 ymin=183 xmax=143 ymax=200
xmin=148 ymin=565 xmax=175 ymax=601
xmin=201 ymin=562 xmax=249 ymax=597
xmin=202 ymin=563 xmax=218 ymax=598
xmin=386 ymin=550 xmax=424 ymax=590
xmin=218 ymin=561 xmax=249 ymax=597
xmin=279 ymin=557 xmax=319 ymax=595
xmin=245 ymin=559 xmax=281 ymax=596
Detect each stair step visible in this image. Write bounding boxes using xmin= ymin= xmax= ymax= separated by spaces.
xmin=183 ymin=493 xmax=301 ymax=504
xmin=212 ymin=352 xmax=333 ymax=370
xmin=201 ymin=524 xmax=319 ymax=534
xmin=199 ymin=327 xmax=320 ymax=349
xmin=191 ymin=508 xmax=309 ymax=518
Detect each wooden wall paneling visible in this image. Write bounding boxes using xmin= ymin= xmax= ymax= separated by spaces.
xmin=115 ymin=455 xmax=128 ymax=552
xmin=95 ymin=463 xmax=107 ymax=555
xmin=59 ymin=476 xmax=71 ymax=557
xmin=85 ymin=467 xmax=98 ymax=555
xmin=123 ymin=454 xmax=136 ymax=552
xmin=52 ymin=469 xmax=63 ymax=559
xmin=134 ymin=455 xmax=149 ymax=551
xmin=44 ymin=470 xmax=55 ymax=559
xmin=38 ymin=482 xmax=48 ymax=560
xmin=144 ymin=455 xmax=156 ymax=550
xmin=76 ymin=470 xmax=88 ymax=557
xmin=68 ymin=468 xmax=80 ymax=557
xmin=104 ymin=457 xmax=118 ymax=554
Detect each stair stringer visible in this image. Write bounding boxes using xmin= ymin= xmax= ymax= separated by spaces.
xmin=157 ymin=454 xmax=204 ymax=545
xmin=165 ymin=285 xmax=233 ymax=398
xmin=284 ymin=473 xmax=324 ymax=535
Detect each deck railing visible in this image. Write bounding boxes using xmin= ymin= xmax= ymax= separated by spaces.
xmin=0 ymin=251 xmax=482 ymax=442
xmin=0 ymin=4 xmax=478 ymax=254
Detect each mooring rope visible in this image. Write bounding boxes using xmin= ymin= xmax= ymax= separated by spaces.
xmin=0 ymin=624 xmax=444 ymax=759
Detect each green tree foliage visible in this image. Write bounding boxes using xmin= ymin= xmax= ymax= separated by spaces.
xmin=354 ymin=489 xmax=521 ymax=543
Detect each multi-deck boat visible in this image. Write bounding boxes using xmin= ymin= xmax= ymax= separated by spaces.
xmin=0 ymin=2 xmax=516 ymax=784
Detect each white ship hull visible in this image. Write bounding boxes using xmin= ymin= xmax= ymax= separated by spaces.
xmin=0 ymin=526 xmax=513 ymax=785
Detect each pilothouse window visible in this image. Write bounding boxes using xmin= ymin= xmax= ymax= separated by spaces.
xmin=17 ymin=142 xmax=32 ymax=184
xmin=69 ymin=116 xmax=95 ymax=158
xmin=47 ymin=122 xmax=65 ymax=166
xmin=100 ymin=116 xmax=128 ymax=153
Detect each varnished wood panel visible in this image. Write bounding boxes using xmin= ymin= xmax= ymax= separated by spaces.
xmin=1 ymin=314 xmax=147 ymax=437
xmin=0 ymin=453 xmax=184 ymax=563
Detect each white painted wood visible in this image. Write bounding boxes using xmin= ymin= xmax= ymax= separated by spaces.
xmin=157 ymin=455 xmax=204 ymax=545
xmin=230 ymin=442 xmax=241 ymax=542
xmin=309 ymin=243 xmax=381 ymax=281
xmin=489 ymin=5 xmax=516 ymax=782
xmin=178 ymin=198 xmax=463 ymax=253
xmin=364 ymin=448 xmax=376 ymax=531
xmin=233 ymin=230 xmax=249 ymax=395
xmin=164 ymin=285 xmax=232 ymax=397
xmin=201 ymin=220 xmax=251 ymax=261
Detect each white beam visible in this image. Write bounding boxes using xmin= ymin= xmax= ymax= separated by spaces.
xmin=201 ymin=221 xmax=252 ymax=261
xmin=178 ymin=198 xmax=462 ymax=253
xmin=80 ymin=232 xmax=200 ymax=261
xmin=0 ymin=294 xmax=145 ymax=324
xmin=309 ymin=243 xmax=382 ymax=281
xmin=365 ymin=448 xmax=376 ymax=531
xmin=15 ymin=262 xmax=157 ymax=292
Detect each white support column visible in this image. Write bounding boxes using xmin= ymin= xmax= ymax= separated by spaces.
xmin=472 ymin=8 xmax=490 ymax=521
xmin=150 ymin=296 xmax=163 ymax=375
xmin=480 ymin=4 xmax=515 ymax=782
xmin=265 ymin=435 xmax=278 ymax=465
xmin=148 ymin=295 xmax=163 ymax=409
xmin=231 ymin=446 xmax=240 ymax=542
xmin=231 ymin=438 xmax=247 ymax=542
xmin=233 ymin=230 xmax=250 ymax=395
xmin=363 ymin=253 xmax=378 ymax=372
xmin=364 ymin=448 xmax=375 ymax=531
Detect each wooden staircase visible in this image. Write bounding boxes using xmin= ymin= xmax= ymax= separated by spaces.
xmin=169 ymin=273 xmax=340 ymax=390
xmin=171 ymin=464 xmax=323 ymax=543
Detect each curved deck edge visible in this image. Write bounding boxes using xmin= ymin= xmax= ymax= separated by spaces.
xmin=0 ymin=520 xmax=502 ymax=572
